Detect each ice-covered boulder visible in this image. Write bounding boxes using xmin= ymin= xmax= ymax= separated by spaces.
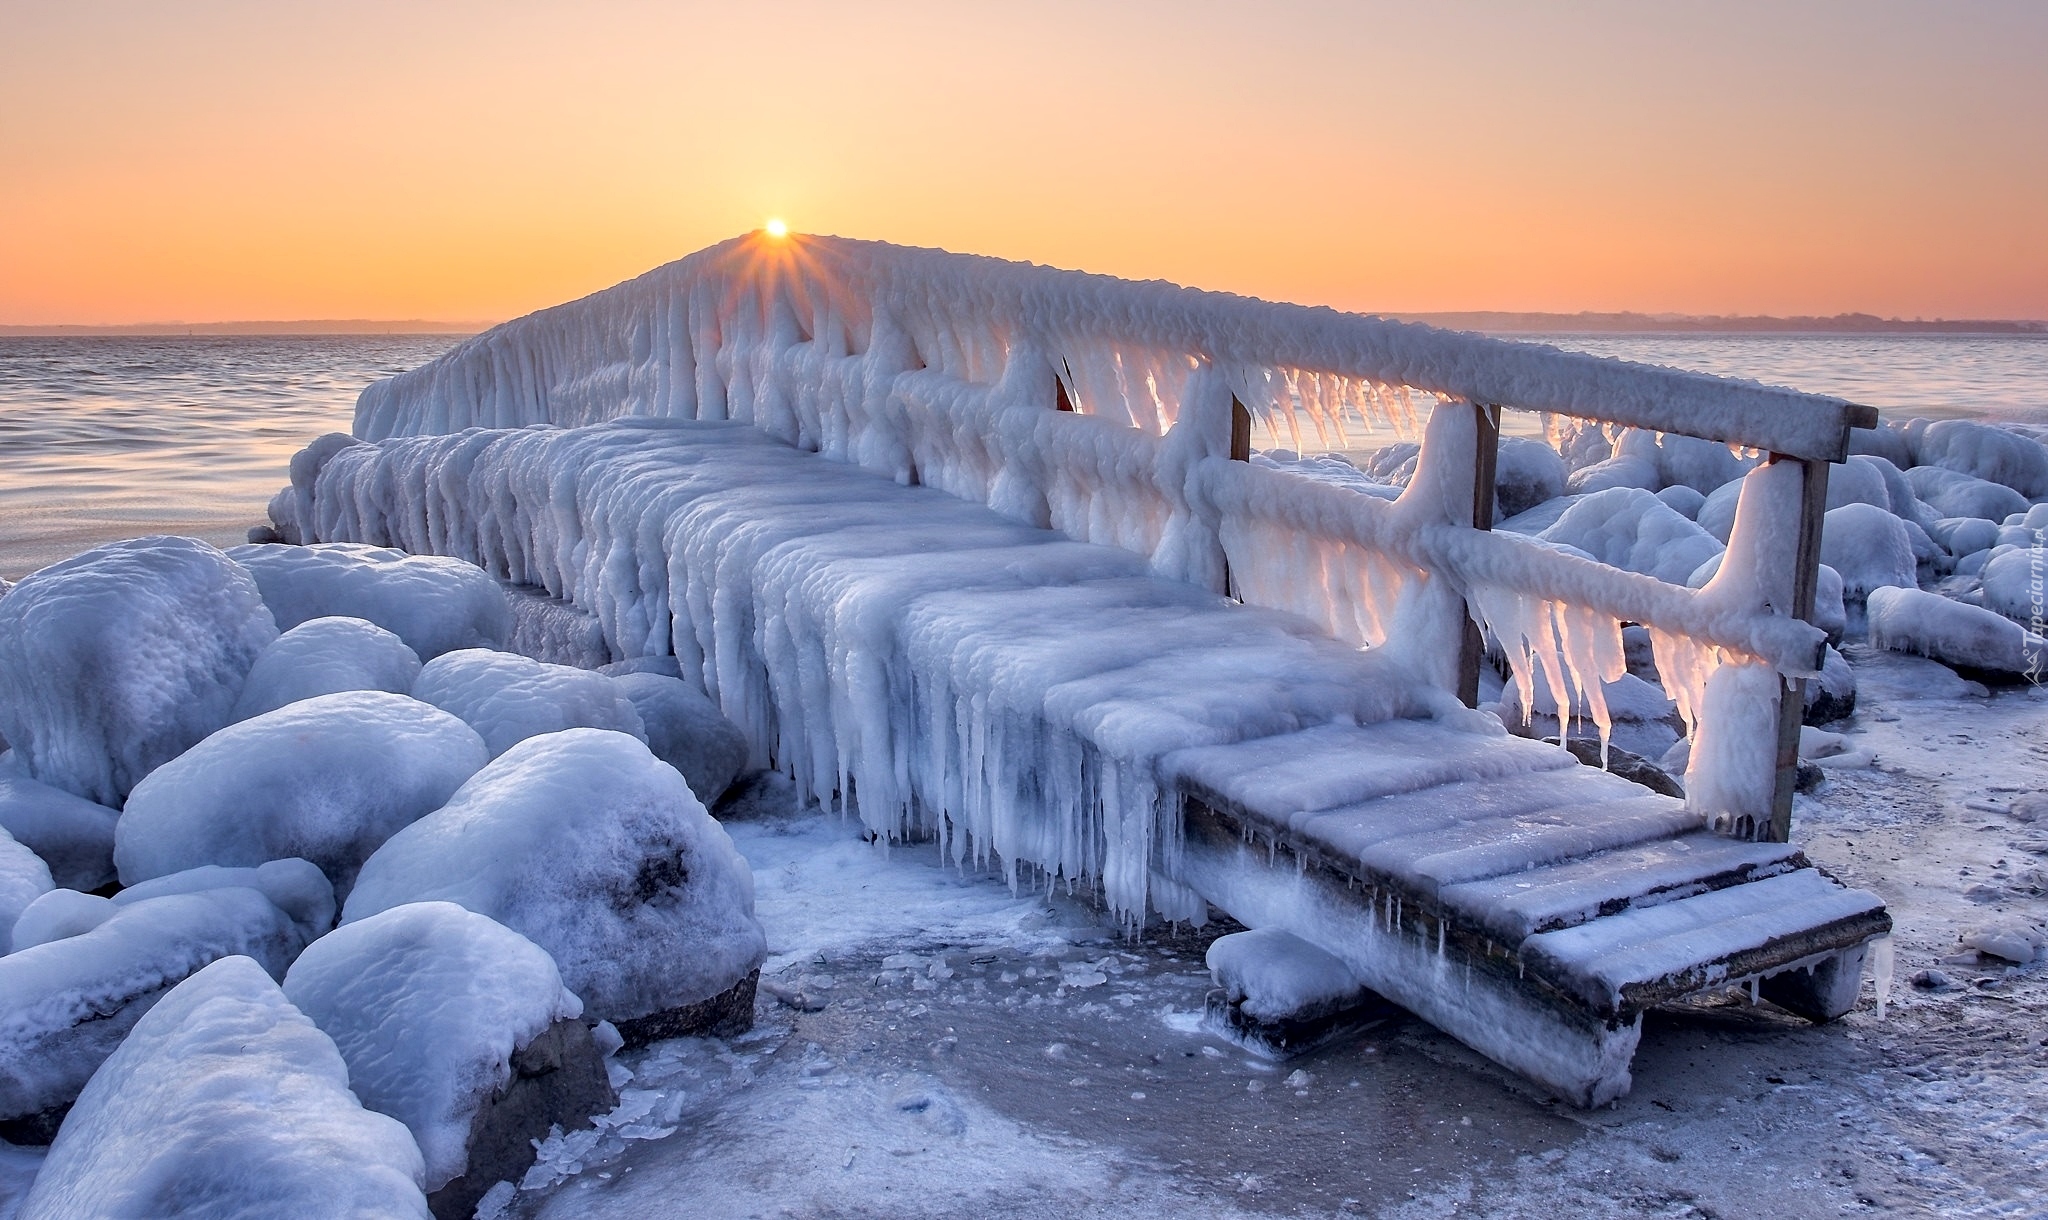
xmin=227 ymin=542 xmax=513 ymax=661
xmin=1695 ymin=478 xmax=1743 ymax=544
xmin=1905 ymin=466 xmax=2030 ymax=523
xmin=1499 ymin=667 xmax=1685 ymax=762
xmin=230 ymin=615 xmax=423 ymax=722
xmin=112 ymin=858 xmax=336 ymax=944
xmin=0 ymin=536 xmax=277 ymax=806
xmin=345 ymin=729 xmax=766 ymax=1040
xmin=1492 ymin=437 xmax=1568 ymax=519
xmin=266 ymin=431 xmax=364 ymax=545
xmin=1564 ymin=453 xmax=1659 ymax=495
xmin=16 ymin=956 xmax=429 ymax=1219
xmin=1538 ymin=487 xmax=1723 ymax=586
xmin=1825 ymin=458 xmax=1891 ymax=513
xmin=1867 ymin=585 xmax=2048 ymax=681
xmin=1855 ymin=455 xmax=1940 ymax=533
xmin=7 ymin=889 xmax=116 ymax=954
xmin=1653 ymin=484 xmax=1706 ymax=520
xmin=610 ymin=671 xmax=750 ymax=803
xmin=1207 ymin=927 xmax=1371 ymax=1024
xmin=0 ymin=828 xmax=54 ymax=953
xmin=1803 ymin=646 xmax=1857 ymax=725
xmin=1979 ymin=548 xmax=2046 ymax=626
xmin=115 ymin=691 xmax=490 ymax=896
xmin=1932 ymin=516 xmax=2003 ymax=559
xmin=1819 ymin=503 xmax=1916 ymax=599
xmin=1915 ymin=419 xmax=2048 ymax=498
xmin=0 ymin=887 xmax=307 ymax=1138
xmin=1655 ymin=434 xmax=1748 ymax=494
xmin=283 ymin=902 xmax=607 ymax=1203
xmin=1847 ymin=421 xmax=1915 ymax=469
xmin=414 ymin=648 xmax=646 ymax=758
xmin=0 ymin=774 xmax=119 ymax=892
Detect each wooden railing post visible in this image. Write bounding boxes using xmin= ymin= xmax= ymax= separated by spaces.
xmin=1765 ymin=454 xmax=1830 ymax=842
xmin=1219 ymin=394 xmax=1252 ymax=600
xmin=1456 ymin=402 xmax=1502 ymax=707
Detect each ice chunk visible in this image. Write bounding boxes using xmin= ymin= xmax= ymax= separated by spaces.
xmin=0 ymin=828 xmax=54 ymax=952
xmin=1538 ymin=487 xmax=1724 ymax=586
xmin=282 ymin=902 xmax=583 ymax=1192
xmin=0 ymin=536 xmax=276 ymax=805
xmin=1978 ymin=548 xmax=2047 ymax=627
xmin=1207 ymin=927 xmax=1368 ymax=1022
xmin=1866 ymin=586 xmax=2048 ymax=680
xmin=1819 ymin=503 xmax=1915 ymax=599
xmin=344 ymin=729 xmax=765 ymax=1028
xmin=610 ymin=671 xmax=749 ymax=803
xmin=112 ymin=858 xmax=336 ymax=944
xmin=6 ymin=889 xmax=116 ymax=954
xmin=115 ymin=691 xmax=489 ymax=897
xmin=1915 ymin=419 xmax=2048 ymax=498
xmin=0 ymin=775 xmax=119 ymax=891
xmin=413 ymin=649 xmax=647 ymax=758
xmin=1904 ymin=466 xmax=2029 ymax=523
xmin=0 ymin=888 xmax=306 ymax=1131
xmin=1961 ymin=923 xmax=2043 ymax=964
xmin=230 ymin=615 xmax=422 ymax=722
xmin=16 ymin=956 xmax=429 ymax=1219
xmin=227 ymin=542 xmax=513 ymax=660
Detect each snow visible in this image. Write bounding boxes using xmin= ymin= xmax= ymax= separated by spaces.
xmin=344 ymin=728 xmax=765 ymax=1026
xmin=1206 ymin=927 xmax=1367 ymax=1022
xmin=114 ymin=690 xmax=490 ymax=896
xmin=609 ymin=670 xmax=749 ymax=803
xmin=282 ymin=901 xmax=582 ymax=1191
xmin=1819 ymin=502 xmax=1917 ymax=599
xmin=1977 ymin=547 xmax=2047 ymax=626
xmin=1866 ymin=585 xmax=2048 ymax=679
xmin=5 ymin=889 xmax=115 ymax=954
xmin=1536 ymin=487 xmax=1723 ymax=586
xmin=1490 ymin=437 xmax=1567 ymax=519
xmin=412 ymin=648 xmax=646 ymax=758
xmin=112 ymin=858 xmax=337 ymax=944
xmin=226 ymin=541 xmax=513 ymax=660
xmin=16 ymin=956 xmax=429 ymax=1220
xmin=0 ymin=887 xmax=306 ymax=1127
xmin=0 ymin=536 xmax=276 ymax=806
xmin=0 ymin=829 xmax=53 ymax=954
xmin=229 ymin=615 xmax=422 ymax=721
xmin=1824 ymin=456 xmax=1892 ymax=512
xmin=1904 ymin=465 xmax=2030 ymax=523
xmin=0 ymin=775 xmax=119 ymax=891
xmin=1913 ymin=418 xmax=2048 ymax=498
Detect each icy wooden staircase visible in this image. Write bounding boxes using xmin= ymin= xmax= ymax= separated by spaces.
xmin=282 ymin=232 xmax=1892 ymax=1106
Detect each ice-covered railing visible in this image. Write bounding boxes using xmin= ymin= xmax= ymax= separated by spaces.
xmin=353 ymin=232 xmax=1876 ymax=841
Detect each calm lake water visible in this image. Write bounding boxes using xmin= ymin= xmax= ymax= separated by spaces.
xmin=2 ymin=332 xmax=2045 ymax=580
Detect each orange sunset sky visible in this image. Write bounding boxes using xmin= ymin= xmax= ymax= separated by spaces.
xmin=3 ymin=1 xmax=2045 ymax=327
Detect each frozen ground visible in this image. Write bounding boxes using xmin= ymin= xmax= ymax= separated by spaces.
xmin=466 ymin=658 xmax=2046 ymax=1220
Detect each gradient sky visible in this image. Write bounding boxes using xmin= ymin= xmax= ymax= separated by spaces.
xmin=3 ymin=1 xmax=2044 ymax=325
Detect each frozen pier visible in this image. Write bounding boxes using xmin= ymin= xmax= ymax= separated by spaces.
xmin=270 ymin=233 xmax=1891 ymax=1105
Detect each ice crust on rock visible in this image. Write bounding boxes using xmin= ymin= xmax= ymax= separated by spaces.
xmin=0 ymin=775 xmax=120 ymax=891
xmin=17 ymin=955 xmax=429 ymax=1220
xmin=1491 ymin=437 xmax=1568 ymax=519
xmin=1207 ymin=927 xmax=1369 ymax=1022
xmin=413 ymin=648 xmax=647 ymax=758
xmin=6 ymin=889 xmax=116 ymax=954
xmin=230 ymin=615 xmax=423 ymax=721
xmin=1537 ymin=487 xmax=1723 ymax=586
xmin=345 ymin=728 xmax=765 ymax=1027
xmin=1866 ymin=586 xmax=2048 ymax=680
xmin=282 ymin=901 xmax=582 ymax=1192
xmin=0 ymin=828 xmax=54 ymax=953
xmin=1905 ymin=466 xmax=2030 ymax=524
xmin=0 ymin=888 xmax=306 ymax=1128
xmin=610 ymin=671 xmax=750 ymax=803
xmin=1978 ymin=548 xmax=2048 ymax=626
xmin=1915 ymin=419 xmax=2048 ymax=499
xmin=227 ymin=542 xmax=513 ymax=660
xmin=1820 ymin=503 xmax=1917 ymax=600
xmin=0 ymin=536 xmax=276 ymax=806
xmin=112 ymin=858 xmax=336 ymax=944
xmin=115 ymin=690 xmax=490 ymax=896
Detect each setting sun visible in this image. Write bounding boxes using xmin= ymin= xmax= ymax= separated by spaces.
xmin=764 ymin=219 xmax=789 ymax=239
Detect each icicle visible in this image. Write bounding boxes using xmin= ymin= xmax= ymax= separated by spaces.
xmin=1870 ymin=937 xmax=1894 ymax=1020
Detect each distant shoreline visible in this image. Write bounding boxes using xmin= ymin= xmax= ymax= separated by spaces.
xmin=1390 ymin=311 xmax=2048 ymax=337
xmin=0 ymin=320 xmax=491 ymax=337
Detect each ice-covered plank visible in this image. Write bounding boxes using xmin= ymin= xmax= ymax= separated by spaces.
xmin=1438 ymin=833 xmax=1803 ymax=942
xmin=1522 ymin=868 xmax=1889 ymax=1011
xmin=1371 ymin=795 xmax=1702 ymax=891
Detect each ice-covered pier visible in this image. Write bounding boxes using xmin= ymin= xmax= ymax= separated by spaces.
xmin=272 ymin=233 xmax=1891 ymax=1105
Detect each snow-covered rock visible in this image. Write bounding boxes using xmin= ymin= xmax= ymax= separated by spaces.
xmin=1961 ymin=922 xmax=2043 ymax=964
xmin=1825 ymin=458 xmax=1891 ymax=513
xmin=1905 ymin=465 xmax=2030 ymax=523
xmin=282 ymin=902 xmax=596 ymax=1195
xmin=1866 ymin=585 xmax=2048 ymax=680
xmin=1207 ymin=927 xmax=1369 ymax=1023
xmin=1846 ymin=421 xmax=1915 ymax=469
xmin=1855 ymin=455 xmax=1940 ymax=533
xmin=0 ymin=774 xmax=119 ymax=892
xmin=1654 ymin=434 xmax=1747 ymax=494
xmin=16 ymin=956 xmax=429 ymax=1219
xmin=1653 ymin=484 xmax=1706 ymax=520
xmin=227 ymin=542 xmax=513 ymax=660
xmin=229 ymin=615 xmax=422 ymax=722
xmin=1978 ymin=548 xmax=2046 ymax=626
xmin=1932 ymin=516 xmax=2003 ymax=559
xmin=1564 ymin=453 xmax=1659 ymax=495
xmin=1695 ymin=478 xmax=1743 ymax=544
xmin=1537 ymin=487 xmax=1723 ymax=586
xmin=344 ymin=729 xmax=765 ymax=1035
xmin=0 ymin=537 xmax=276 ymax=806
xmin=0 ymin=828 xmax=54 ymax=953
xmin=413 ymin=648 xmax=646 ymax=758
xmin=1492 ymin=437 xmax=1568 ymax=520
xmin=1803 ymin=646 xmax=1856 ymax=725
xmin=609 ymin=671 xmax=749 ymax=803
xmin=115 ymin=691 xmax=490 ymax=896
xmin=112 ymin=858 xmax=336 ymax=944
xmin=1915 ymin=419 xmax=2048 ymax=498
xmin=7 ymin=889 xmax=116 ymax=954
xmin=1819 ymin=503 xmax=1916 ymax=599
xmin=0 ymin=888 xmax=307 ymax=1135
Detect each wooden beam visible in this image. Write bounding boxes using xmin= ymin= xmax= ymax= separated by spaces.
xmin=1229 ymin=394 xmax=1252 ymax=462
xmin=1766 ymin=455 xmax=1830 ymax=843
xmin=1456 ymin=402 xmax=1502 ymax=708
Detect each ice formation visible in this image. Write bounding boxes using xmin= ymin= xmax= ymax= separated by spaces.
xmin=114 ymin=690 xmax=490 ymax=895
xmin=0 ymin=887 xmax=306 ymax=1127
xmin=0 ymin=536 xmax=276 ymax=806
xmin=345 ymin=729 xmax=765 ymax=1026
xmin=112 ymin=858 xmax=337 ymax=944
xmin=1820 ymin=503 xmax=1917 ymax=599
xmin=1866 ymin=586 xmax=2048 ymax=679
xmin=229 ymin=615 xmax=423 ymax=722
xmin=0 ymin=774 xmax=120 ymax=891
xmin=1978 ymin=547 xmax=2047 ymax=626
xmin=412 ymin=648 xmax=646 ymax=758
xmin=1206 ymin=927 xmax=1368 ymax=1022
xmin=6 ymin=889 xmax=116 ymax=954
xmin=282 ymin=901 xmax=582 ymax=1191
xmin=0 ymin=827 xmax=53 ymax=951
xmin=1905 ymin=465 xmax=2029 ymax=523
xmin=1536 ymin=487 xmax=1724 ymax=586
xmin=609 ymin=670 xmax=750 ymax=802
xmin=227 ymin=541 xmax=513 ymax=660
xmin=1914 ymin=419 xmax=2048 ymax=498
xmin=16 ymin=956 xmax=429 ymax=1219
